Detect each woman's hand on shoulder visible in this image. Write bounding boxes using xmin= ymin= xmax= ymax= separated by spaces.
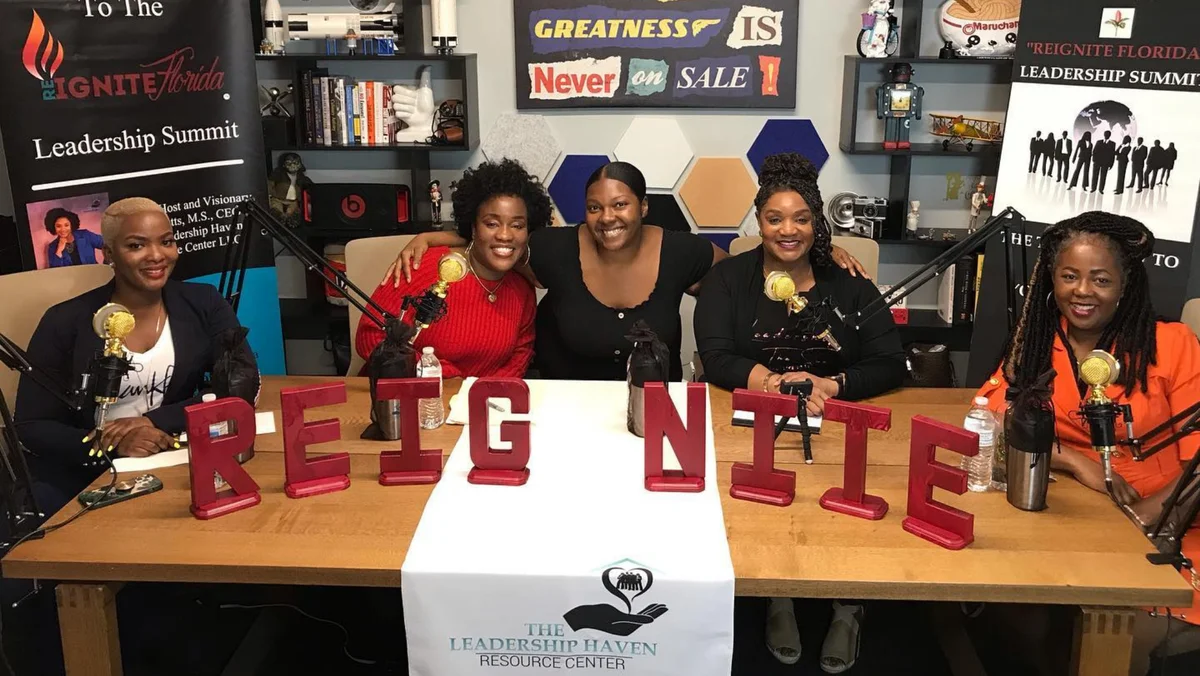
xmin=831 ymin=245 xmax=870 ymax=279
xmin=383 ymin=235 xmax=431 ymax=287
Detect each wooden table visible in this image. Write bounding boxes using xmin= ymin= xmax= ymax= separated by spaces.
xmin=4 ymin=377 xmax=1191 ymax=676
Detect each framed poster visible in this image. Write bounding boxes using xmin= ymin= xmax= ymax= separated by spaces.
xmin=966 ymin=0 xmax=1199 ymax=386
xmin=514 ymin=0 xmax=797 ymax=109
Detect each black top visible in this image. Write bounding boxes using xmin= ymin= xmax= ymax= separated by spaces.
xmin=531 ymin=226 xmax=713 ymax=381
xmin=694 ymin=245 xmax=906 ymax=399
xmin=15 ymin=279 xmax=243 ymax=501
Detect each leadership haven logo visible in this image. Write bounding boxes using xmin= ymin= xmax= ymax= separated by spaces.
xmin=1100 ymin=8 xmax=1136 ymax=39
xmin=564 ymin=560 xmax=669 ymax=637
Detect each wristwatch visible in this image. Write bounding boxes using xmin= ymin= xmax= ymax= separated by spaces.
xmin=831 ymin=373 xmax=846 ymax=395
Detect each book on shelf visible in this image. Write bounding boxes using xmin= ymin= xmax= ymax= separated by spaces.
xmin=303 ymin=72 xmax=410 ymax=147
xmin=937 ymin=254 xmax=978 ymax=325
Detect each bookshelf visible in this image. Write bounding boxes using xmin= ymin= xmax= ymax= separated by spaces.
xmin=250 ymin=0 xmax=479 ymax=355
xmin=836 ymin=0 xmax=1016 ymax=368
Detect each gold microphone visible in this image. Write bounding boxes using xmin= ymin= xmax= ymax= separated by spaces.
xmin=764 ymin=272 xmax=842 ymax=352
xmin=1078 ymin=349 xmax=1123 ymax=496
xmin=90 ymin=303 xmax=136 ymax=431
xmin=408 ymin=252 xmax=468 ymax=342
xmin=764 ymin=272 xmax=808 ymax=315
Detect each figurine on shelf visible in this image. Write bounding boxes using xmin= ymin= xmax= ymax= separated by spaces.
xmin=858 ymin=0 xmax=898 ymax=58
xmin=969 ymin=181 xmax=988 ymax=231
xmin=345 ymin=29 xmax=359 ymax=56
xmin=429 ymin=180 xmax=443 ymax=223
xmin=258 ymin=38 xmax=274 ymax=56
xmin=906 ymin=200 xmax=921 ymax=237
xmin=939 ymin=41 xmax=958 ymax=59
xmin=877 ymin=62 xmax=923 ymax=150
xmin=268 ymin=153 xmax=313 ymax=228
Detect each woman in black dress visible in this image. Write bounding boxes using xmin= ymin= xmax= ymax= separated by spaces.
xmin=1069 ymin=130 xmax=1093 ymax=191
xmin=387 ymin=160 xmax=870 ymax=380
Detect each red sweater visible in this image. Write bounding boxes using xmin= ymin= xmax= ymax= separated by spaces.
xmin=356 ymin=246 xmax=536 ymax=378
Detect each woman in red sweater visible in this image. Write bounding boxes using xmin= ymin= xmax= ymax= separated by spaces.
xmin=356 ymin=159 xmax=549 ymax=377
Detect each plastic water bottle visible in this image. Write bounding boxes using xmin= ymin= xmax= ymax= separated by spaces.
xmin=962 ymin=396 xmax=996 ymax=493
xmin=417 ymin=347 xmax=444 ymax=429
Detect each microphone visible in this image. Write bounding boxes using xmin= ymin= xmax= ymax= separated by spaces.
xmin=89 ymin=303 xmax=136 ymax=433
xmin=764 ymin=272 xmax=842 ymax=352
xmin=1078 ymin=350 xmax=1126 ymax=499
xmin=404 ymin=251 xmax=468 ymax=342
xmin=764 ymin=272 xmax=808 ymax=315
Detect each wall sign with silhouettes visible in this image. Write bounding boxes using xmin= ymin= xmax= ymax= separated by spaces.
xmin=969 ymin=0 xmax=1199 ymax=387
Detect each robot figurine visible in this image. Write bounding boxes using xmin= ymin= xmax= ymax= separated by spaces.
xmin=876 ymin=62 xmax=923 ymax=150
xmin=429 ymin=180 xmax=443 ymax=223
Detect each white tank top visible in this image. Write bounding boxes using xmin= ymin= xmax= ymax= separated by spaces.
xmin=106 ymin=319 xmax=176 ymax=420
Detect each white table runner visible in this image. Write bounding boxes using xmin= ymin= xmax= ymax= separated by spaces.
xmin=401 ymin=380 xmax=734 ymax=676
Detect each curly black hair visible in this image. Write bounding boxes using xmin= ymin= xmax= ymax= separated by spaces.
xmin=1002 ymin=211 xmax=1157 ymax=395
xmin=44 ymin=207 xmax=80 ymax=235
xmin=753 ymin=153 xmax=832 ymax=267
xmin=451 ymin=159 xmax=553 ymax=240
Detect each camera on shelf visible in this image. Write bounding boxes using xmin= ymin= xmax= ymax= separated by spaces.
xmin=851 ymin=197 xmax=887 ymax=239
xmin=826 ymin=192 xmax=887 ymax=239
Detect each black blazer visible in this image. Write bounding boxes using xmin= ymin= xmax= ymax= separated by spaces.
xmin=15 ymin=279 xmax=242 ymax=495
xmin=694 ymin=246 xmax=906 ymax=399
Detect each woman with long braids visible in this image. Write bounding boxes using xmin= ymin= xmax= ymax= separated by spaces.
xmin=976 ymin=211 xmax=1200 ymax=626
xmin=695 ymin=153 xmax=905 ymax=673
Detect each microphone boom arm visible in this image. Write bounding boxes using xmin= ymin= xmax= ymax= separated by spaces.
xmin=220 ymin=198 xmax=394 ymax=330
xmin=848 ymin=207 xmax=1026 ymax=330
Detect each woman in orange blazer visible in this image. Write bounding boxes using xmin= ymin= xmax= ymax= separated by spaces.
xmin=978 ymin=211 xmax=1200 ymax=625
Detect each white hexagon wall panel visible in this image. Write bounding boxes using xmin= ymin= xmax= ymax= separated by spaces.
xmin=613 ymin=117 xmax=694 ymax=191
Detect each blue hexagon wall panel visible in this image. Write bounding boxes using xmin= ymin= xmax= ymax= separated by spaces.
xmin=548 ymin=154 xmax=610 ymax=225
xmin=747 ymin=119 xmax=829 ymax=175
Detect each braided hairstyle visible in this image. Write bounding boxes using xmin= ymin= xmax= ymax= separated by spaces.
xmin=1002 ymin=211 xmax=1157 ymax=395
xmin=753 ymin=153 xmax=833 ymax=267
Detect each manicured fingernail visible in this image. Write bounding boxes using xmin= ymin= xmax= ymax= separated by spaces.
xmin=174 ymin=442 xmax=181 ymax=449
xmin=107 ymin=445 xmax=114 ymax=452
xmin=82 ymin=436 xmax=90 ymax=443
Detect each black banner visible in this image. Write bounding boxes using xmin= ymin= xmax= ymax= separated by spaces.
xmin=513 ymin=0 xmax=797 ymax=109
xmin=966 ymin=0 xmax=1200 ymax=387
xmin=0 ymin=0 xmax=284 ymax=374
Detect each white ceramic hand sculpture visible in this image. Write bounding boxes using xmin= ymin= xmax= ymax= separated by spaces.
xmin=392 ymin=66 xmax=435 ymax=143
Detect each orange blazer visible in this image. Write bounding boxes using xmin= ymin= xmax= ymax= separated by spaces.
xmin=976 ymin=321 xmax=1200 ymax=497
xmin=977 ymin=320 xmax=1200 ymax=621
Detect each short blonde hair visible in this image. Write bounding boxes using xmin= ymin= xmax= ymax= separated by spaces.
xmin=100 ymin=197 xmax=167 ymax=245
